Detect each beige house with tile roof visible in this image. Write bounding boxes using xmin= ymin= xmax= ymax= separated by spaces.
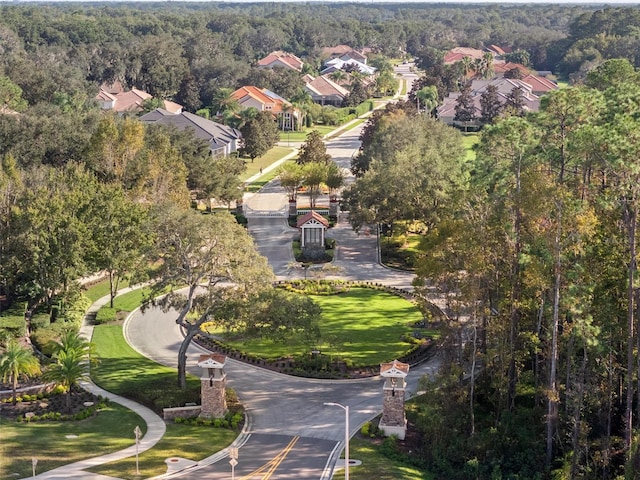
xmin=304 ymin=75 xmax=350 ymax=106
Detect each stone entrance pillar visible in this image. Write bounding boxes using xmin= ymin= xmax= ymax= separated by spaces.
xmin=197 ymin=354 xmax=227 ymax=418
xmin=329 ymin=198 xmax=339 ymax=218
xmin=379 ymin=359 xmax=410 ymax=440
xmin=289 ymin=199 xmax=297 ymax=217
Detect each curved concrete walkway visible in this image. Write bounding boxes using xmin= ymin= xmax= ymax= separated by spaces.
xmin=20 ymin=288 xmax=168 ymax=480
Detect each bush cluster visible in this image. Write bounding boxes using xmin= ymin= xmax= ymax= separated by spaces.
xmin=29 ymin=290 xmax=93 ymax=353
xmin=1 ymin=392 xmax=46 ymax=403
xmin=16 ymin=401 xmax=108 ymax=423
xmin=174 ymin=411 xmax=244 ymax=429
xmin=94 ymin=307 xmax=117 ymax=325
xmin=276 ymin=279 xmax=351 ymax=295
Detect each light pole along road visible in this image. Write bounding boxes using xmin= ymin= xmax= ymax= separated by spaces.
xmin=125 ymin=119 xmax=443 ymax=479
xmin=324 ymin=402 xmax=350 ymax=480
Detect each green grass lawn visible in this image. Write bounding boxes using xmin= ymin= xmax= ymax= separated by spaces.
xmin=333 ymin=437 xmax=430 ymax=480
xmin=400 ymin=78 xmax=408 ymax=96
xmin=91 ymin=325 xmax=200 ymax=411
xmin=280 ymin=125 xmax=335 ymax=142
xmin=83 ymin=277 xmax=131 ymax=303
xmin=326 ymin=118 xmax=367 ymax=139
xmin=239 ymin=147 xmax=295 ymax=182
xmin=0 ymin=404 xmax=145 ymax=479
xmin=89 ymin=422 xmax=236 ymax=480
xmin=461 ymin=133 xmax=479 ymax=161
xmin=94 ymin=286 xmax=160 ymax=323
xmin=215 ymin=288 xmax=431 ymax=366
xmin=245 ymin=161 xmax=290 ymax=193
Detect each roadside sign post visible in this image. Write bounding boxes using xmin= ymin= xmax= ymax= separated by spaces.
xmin=134 ymin=425 xmax=142 ymax=475
xmin=229 ymin=446 xmax=239 ymax=480
xmin=32 ymin=457 xmax=37 ymax=479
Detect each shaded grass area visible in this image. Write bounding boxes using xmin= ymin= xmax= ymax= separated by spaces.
xmin=216 ymin=288 xmax=429 ymax=366
xmin=0 ymin=404 xmax=145 ymax=479
xmin=380 ymin=233 xmax=422 ymax=271
xmin=239 ymin=147 xmax=295 ymax=182
xmin=92 ymin=325 xmax=200 ymax=412
xmin=333 ymin=437 xmax=430 ymax=480
xmin=89 ymin=422 xmax=236 ymax=480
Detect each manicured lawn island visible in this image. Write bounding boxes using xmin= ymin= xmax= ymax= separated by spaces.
xmin=202 ymin=283 xmax=441 ymax=376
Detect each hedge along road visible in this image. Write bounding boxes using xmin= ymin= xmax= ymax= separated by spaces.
xmin=123 ymin=120 xmax=444 ymax=479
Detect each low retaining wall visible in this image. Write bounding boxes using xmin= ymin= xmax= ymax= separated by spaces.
xmin=0 ymin=383 xmax=56 ymax=401
xmin=163 ymin=405 xmax=201 ymax=421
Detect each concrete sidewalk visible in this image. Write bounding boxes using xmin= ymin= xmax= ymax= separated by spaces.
xmin=27 ymin=379 xmax=167 ymax=480
xmin=20 ymin=288 xmax=167 ymax=480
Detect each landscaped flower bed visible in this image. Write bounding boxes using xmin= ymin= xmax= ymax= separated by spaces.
xmin=1 ymin=386 xmax=108 ymax=422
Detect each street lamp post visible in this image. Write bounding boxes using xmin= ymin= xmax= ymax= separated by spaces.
xmin=324 ymin=402 xmax=349 ymax=480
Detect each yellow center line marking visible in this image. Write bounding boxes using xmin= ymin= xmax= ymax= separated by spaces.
xmin=239 ymin=436 xmax=300 ymax=480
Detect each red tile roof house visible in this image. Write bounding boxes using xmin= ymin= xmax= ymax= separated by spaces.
xmin=96 ymin=83 xmax=182 ymax=114
xmin=231 ymin=86 xmax=299 ymax=130
xmin=436 ymin=78 xmax=541 ymax=128
xmin=139 ymin=108 xmax=242 ymax=157
xmin=257 ymin=51 xmax=304 ymax=72
xmin=520 ymin=74 xmax=559 ymax=96
xmin=304 ymin=75 xmax=350 ymax=106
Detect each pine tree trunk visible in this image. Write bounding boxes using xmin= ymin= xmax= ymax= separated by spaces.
xmin=546 ymin=203 xmax=562 ymax=472
xmin=624 ymin=201 xmax=636 ymax=453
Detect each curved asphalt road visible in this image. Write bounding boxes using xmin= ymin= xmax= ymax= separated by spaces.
xmin=125 ymin=81 xmax=442 ymax=479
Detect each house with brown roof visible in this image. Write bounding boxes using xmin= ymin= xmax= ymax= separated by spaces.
xmin=231 ymin=86 xmax=299 ymax=130
xmin=304 ymin=75 xmax=350 ymax=106
xmin=139 ymin=108 xmax=242 ymax=157
xmin=96 ymin=83 xmax=182 ymax=114
xmin=257 ymin=51 xmax=304 ymax=72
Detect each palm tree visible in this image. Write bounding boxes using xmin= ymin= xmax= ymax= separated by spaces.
xmin=211 ymin=88 xmax=240 ymax=117
xmin=460 ymin=56 xmax=473 ymax=78
xmin=45 ymin=349 xmax=88 ymax=413
xmin=0 ymin=341 xmax=41 ymax=405
xmin=44 ymin=329 xmax=96 ymax=413
xmin=330 ymin=70 xmax=346 ymax=85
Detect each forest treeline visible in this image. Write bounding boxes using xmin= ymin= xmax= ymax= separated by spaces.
xmin=344 ymin=59 xmax=640 ymax=478
xmin=4 ymin=3 xmax=640 ymax=479
xmin=0 ymin=2 xmax=606 ymax=110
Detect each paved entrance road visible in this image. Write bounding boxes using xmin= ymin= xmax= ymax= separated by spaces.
xmin=124 ymin=94 xmax=446 ymax=479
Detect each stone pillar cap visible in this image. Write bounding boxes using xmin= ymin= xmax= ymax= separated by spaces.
xmin=197 ymin=353 xmax=227 ymax=368
xmin=380 ymin=359 xmax=410 ymax=378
